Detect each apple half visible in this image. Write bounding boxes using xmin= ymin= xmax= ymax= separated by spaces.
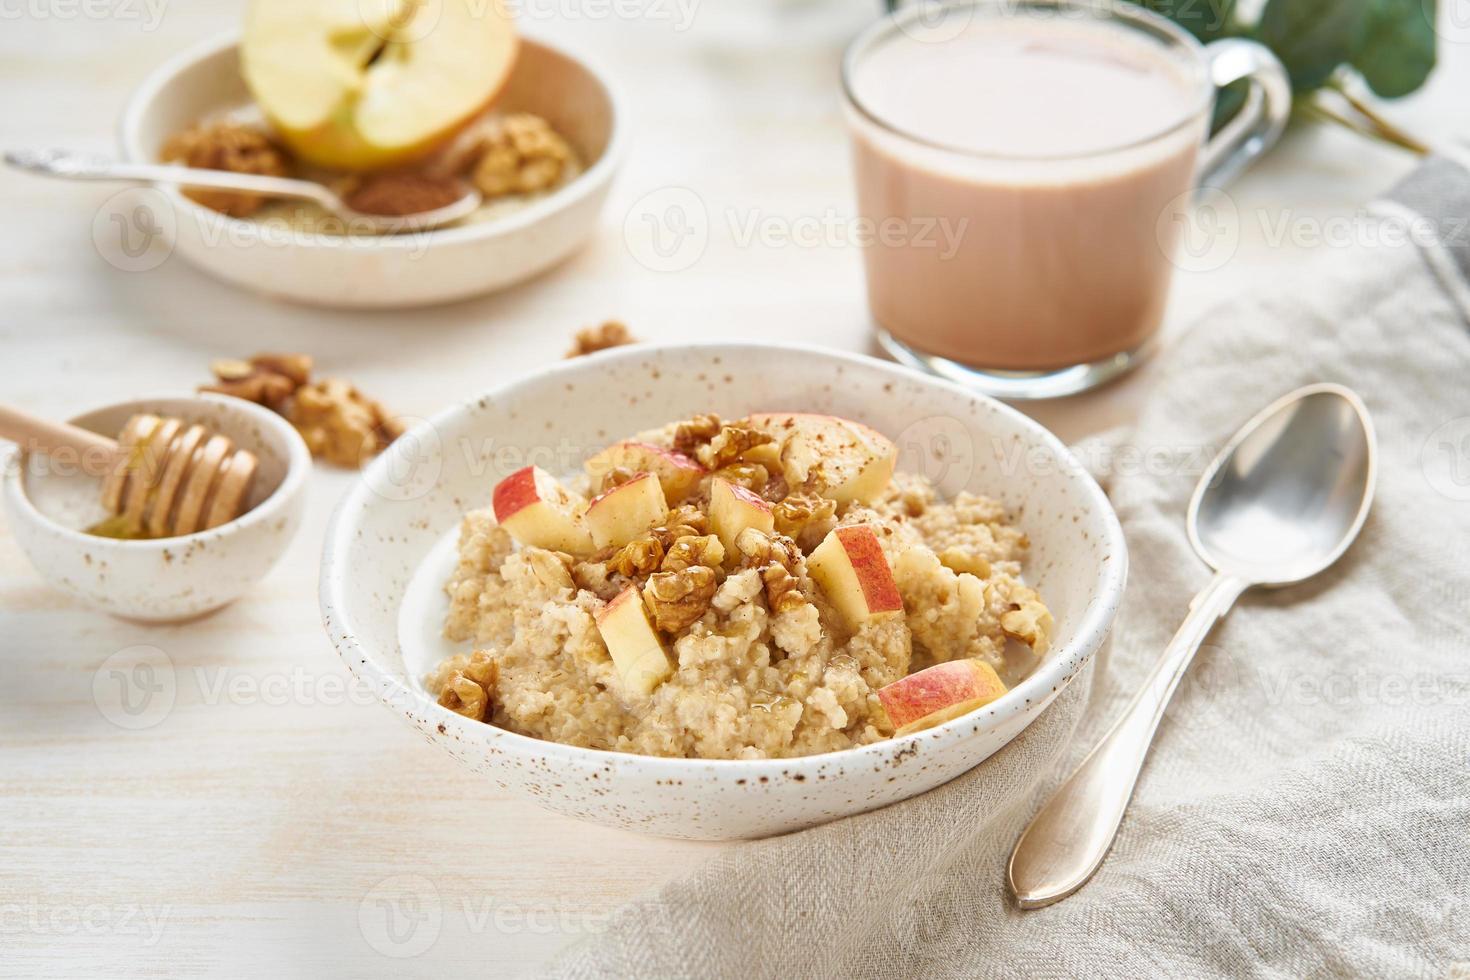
xmin=492 ymin=465 xmax=594 ymax=555
xmin=877 ymin=658 xmax=1007 ymax=735
xmin=585 ymin=441 xmax=706 ymax=504
xmin=242 ymin=0 xmax=519 ymax=171
xmin=807 ymin=524 xmax=903 ymax=628
xmin=595 ymin=586 xmax=673 ymax=697
xmin=743 ymin=413 xmax=897 ymax=505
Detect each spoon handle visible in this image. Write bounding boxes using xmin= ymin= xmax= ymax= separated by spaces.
xmin=4 ymin=148 xmax=335 ymax=207
xmin=1008 ymin=570 xmax=1249 ymax=909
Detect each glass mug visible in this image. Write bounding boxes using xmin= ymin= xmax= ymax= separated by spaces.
xmin=842 ymin=0 xmax=1290 ymax=398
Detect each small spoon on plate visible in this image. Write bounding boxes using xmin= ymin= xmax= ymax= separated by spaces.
xmin=5 ymin=148 xmax=482 ymax=233
xmin=1008 ymin=383 xmax=1377 ymax=909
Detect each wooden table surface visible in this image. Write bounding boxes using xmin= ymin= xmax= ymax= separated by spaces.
xmin=1 ymin=2 xmax=1461 ymax=976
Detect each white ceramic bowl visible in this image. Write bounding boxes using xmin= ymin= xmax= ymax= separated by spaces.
xmin=3 ymin=394 xmax=310 ymax=621
xmin=119 ymin=33 xmax=623 ymax=308
xmin=320 ymin=344 xmax=1127 ymax=839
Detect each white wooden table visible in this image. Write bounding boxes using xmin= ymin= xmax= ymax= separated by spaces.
xmin=2 ymin=3 xmax=1462 ymax=975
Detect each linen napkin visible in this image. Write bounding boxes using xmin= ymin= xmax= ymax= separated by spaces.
xmin=540 ymin=157 xmax=1470 ymax=979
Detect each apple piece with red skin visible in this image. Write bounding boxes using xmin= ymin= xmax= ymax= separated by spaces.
xmin=806 ymin=524 xmax=903 ymax=628
xmin=742 ymin=412 xmax=897 ymax=505
xmin=492 ymin=465 xmax=594 ymax=555
xmin=585 ymin=441 xmax=706 ymax=503
xmin=584 ymin=471 xmax=669 ymax=549
xmin=595 ymin=585 xmax=673 ymax=697
xmin=709 ymin=477 xmax=774 ymax=552
xmin=878 ymin=658 xmax=1008 ymax=736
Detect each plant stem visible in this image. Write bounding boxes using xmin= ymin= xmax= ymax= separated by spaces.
xmin=1325 ymin=79 xmax=1431 ymax=155
xmin=1300 ymin=98 xmax=1429 ymax=155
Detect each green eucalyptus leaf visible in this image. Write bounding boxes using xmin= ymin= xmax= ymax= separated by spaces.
xmin=1352 ymin=0 xmax=1437 ymax=97
xmin=1258 ymin=0 xmax=1373 ymax=91
xmin=1133 ymin=0 xmax=1237 ymax=42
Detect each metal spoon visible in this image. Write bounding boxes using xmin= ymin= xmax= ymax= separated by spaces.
xmin=5 ymin=148 xmax=482 ymax=233
xmin=1008 ymin=383 xmax=1377 ymax=909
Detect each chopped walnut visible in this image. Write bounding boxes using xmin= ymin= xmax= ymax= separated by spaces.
xmin=761 ymin=564 xmax=808 ymax=614
xmin=566 ymin=321 xmax=636 ymax=358
xmin=661 ymin=534 xmax=725 ymax=573
xmin=437 ymin=651 xmax=499 ymax=721
xmin=695 ymin=426 xmax=774 ymax=471
xmin=643 ymin=565 xmax=718 ymax=633
xmin=604 ymin=509 xmax=711 ymax=579
xmin=201 ymin=352 xmax=313 ymax=413
xmin=773 ymin=492 xmax=836 ymax=540
xmin=608 ymin=536 xmax=664 ymax=578
xmin=734 ymin=527 xmax=801 ymax=573
xmin=526 ymin=549 xmax=575 ymax=591
xmin=652 ymin=505 xmax=709 ymax=545
xmin=247 ymin=352 xmax=313 ymax=387
xmin=472 ymin=113 xmax=574 ymax=199
xmin=200 ymin=352 xmax=402 ymax=468
xmin=712 ymin=462 xmax=769 ymax=493
xmin=342 ymin=173 xmax=463 ymax=217
xmin=671 ymin=414 xmax=722 ymax=454
xmin=290 ymin=378 xmax=406 ymax=468
xmin=160 ymin=122 xmax=290 ymax=218
xmin=1000 ymin=588 xmax=1054 ymax=654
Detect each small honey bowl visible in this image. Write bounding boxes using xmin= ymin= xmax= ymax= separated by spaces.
xmin=2 ymin=393 xmax=310 ymax=621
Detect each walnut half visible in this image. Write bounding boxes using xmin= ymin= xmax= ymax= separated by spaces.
xmin=643 ymin=565 xmax=718 ymax=633
xmin=437 ymin=651 xmax=499 ymax=721
xmin=290 ymin=378 xmax=406 ymax=468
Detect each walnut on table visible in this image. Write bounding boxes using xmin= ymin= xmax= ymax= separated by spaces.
xmin=291 ymin=378 xmax=407 ymax=468
xmin=566 ymin=320 xmax=636 ymax=358
xmin=472 ymin=113 xmax=574 ymax=199
xmin=200 ymin=352 xmax=404 ymax=469
xmin=160 ymin=122 xmax=291 ymax=218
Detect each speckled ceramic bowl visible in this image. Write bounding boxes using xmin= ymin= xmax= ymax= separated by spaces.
xmin=3 ymin=394 xmax=310 ymax=621
xmin=118 ymin=32 xmax=623 ymax=308
xmin=320 ymin=344 xmax=1126 ymax=839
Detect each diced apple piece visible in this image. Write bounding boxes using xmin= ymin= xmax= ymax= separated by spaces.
xmin=709 ymin=477 xmax=774 ymax=552
xmin=743 ymin=412 xmax=897 ymax=505
xmin=584 ymin=472 xmax=668 ymax=549
xmin=807 ymin=524 xmax=903 ymax=628
xmin=492 ymin=465 xmax=593 ymax=555
xmin=595 ymin=586 xmax=673 ymax=697
xmin=584 ymin=441 xmax=706 ymax=503
xmin=878 ymin=659 xmax=1007 ymax=735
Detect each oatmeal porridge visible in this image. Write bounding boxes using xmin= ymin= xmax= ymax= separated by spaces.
xmin=426 ymin=412 xmax=1053 ymax=760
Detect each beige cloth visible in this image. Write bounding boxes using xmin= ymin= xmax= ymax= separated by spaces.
xmin=542 ymin=159 xmax=1470 ymax=979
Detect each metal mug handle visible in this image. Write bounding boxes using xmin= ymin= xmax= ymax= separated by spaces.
xmin=1196 ymin=38 xmax=1293 ymax=187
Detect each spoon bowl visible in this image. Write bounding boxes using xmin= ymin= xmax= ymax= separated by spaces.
xmin=1190 ymin=383 xmax=1377 ymax=586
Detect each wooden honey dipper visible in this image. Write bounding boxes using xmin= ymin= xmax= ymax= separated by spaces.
xmin=0 ymin=405 xmax=258 ymax=537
